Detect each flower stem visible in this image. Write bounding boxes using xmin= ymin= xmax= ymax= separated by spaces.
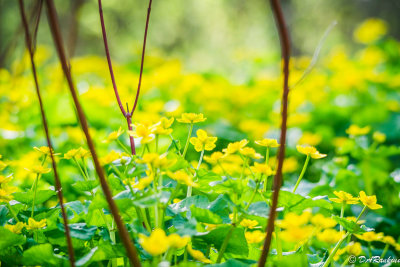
xmin=31 ymin=174 xmax=42 ymax=218
xmin=356 ymin=205 xmax=367 ymax=222
xmin=246 ymin=180 xmax=261 ymax=210
xmin=117 ymin=139 xmax=132 ymax=155
xmin=322 ymin=232 xmax=350 ymax=267
xmin=381 ymin=243 xmax=389 ymax=258
xmin=340 ymin=202 xmax=345 ymax=232
xmin=6 ymin=202 xmax=19 ymax=222
xmin=275 ymin=226 xmax=283 ymax=261
xmin=292 ymin=154 xmax=310 ymax=193
xmin=187 ymin=149 xmax=204 ymax=197
xmin=182 ymin=123 xmax=193 ymax=158
xmin=216 ymin=224 xmax=236 ymax=263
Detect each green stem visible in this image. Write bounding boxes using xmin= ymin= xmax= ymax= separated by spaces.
xmin=292 ymin=154 xmax=310 ymax=193
xmin=340 ymin=203 xmax=345 ymax=232
xmin=322 ymin=233 xmax=350 ymax=267
xmin=340 ymin=256 xmax=350 ymax=267
xmin=380 ymin=243 xmax=389 ymax=258
xmin=31 ymin=174 xmax=41 ymax=218
xmin=6 ymin=202 xmax=19 ymax=222
xmin=182 ymin=124 xmax=193 ymax=158
xmin=216 ymin=224 xmax=236 ymax=263
xmin=265 ymin=147 xmax=270 ymax=165
xmin=117 ymin=139 xmax=131 ymax=155
xmin=169 ymin=134 xmax=182 ymax=156
xmin=356 ymin=206 xmax=367 ymax=222
xmin=187 ymin=149 xmax=204 ymax=197
xmin=275 ymin=226 xmax=283 ymax=261
xmin=246 ymin=181 xmax=261 ymax=210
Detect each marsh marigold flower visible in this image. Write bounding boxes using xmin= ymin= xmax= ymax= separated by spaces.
xmin=187 ymin=244 xmax=211 ymax=264
xmin=167 ymin=170 xmax=198 ymax=187
xmin=132 ymin=172 xmax=154 ymax=190
xmin=190 ymin=129 xmax=217 ymax=152
xmin=204 ymin=152 xmax=224 ymax=165
xmin=152 ymin=117 xmax=174 ymax=135
xmin=240 ymin=219 xmax=259 ymax=229
xmin=245 ymin=230 xmax=265 ymax=244
xmin=347 ymin=242 xmax=362 ymax=256
xmin=100 ymin=151 xmax=129 ymax=165
xmin=373 ymin=131 xmax=386 ymax=143
xmin=33 ymin=146 xmax=60 ymax=156
xmin=354 ymin=18 xmax=387 ymax=44
xmin=251 ymin=163 xmax=275 ymax=176
xmin=5 ymin=222 xmax=26 ymax=234
xmin=27 ymin=218 xmax=46 ymax=230
xmin=177 ymin=113 xmax=206 ymax=124
xmin=102 ymin=127 xmax=124 ymax=143
xmin=359 ymin=191 xmax=382 ymax=210
xmin=168 ymin=233 xmax=190 ymax=249
xmin=139 ymin=229 xmax=169 ymax=256
xmin=329 ymin=191 xmax=359 ymax=205
xmin=346 ymin=125 xmax=371 ymax=136
xmin=27 ymin=165 xmax=51 ymax=174
xmin=255 ymin=138 xmax=280 ymax=148
xmin=223 ymin=139 xmax=249 ymax=154
xmin=296 ymin=145 xmax=326 ymax=159
xmin=355 ymin=231 xmax=384 ymax=242
xmin=317 ymin=229 xmax=344 ymax=244
xmin=64 ymin=147 xmax=91 ymax=159
xmin=239 ymin=147 xmax=263 ymax=159
xmin=311 ymin=214 xmax=337 ymax=229
xmin=128 ymin=123 xmax=154 ymax=144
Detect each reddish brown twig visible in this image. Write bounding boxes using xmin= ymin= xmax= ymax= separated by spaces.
xmin=18 ymin=1 xmax=75 ymax=266
xmin=258 ymin=0 xmax=290 ymax=266
xmin=44 ymin=1 xmax=142 ymax=266
xmin=97 ymin=0 xmax=153 ymax=155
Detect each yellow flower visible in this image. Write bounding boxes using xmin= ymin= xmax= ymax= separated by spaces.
xmin=33 ymin=146 xmax=60 ymax=156
xmin=296 ymin=145 xmax=326 ymax=159
xmin=132 ymin=173 xmax=154 ymax=190
xmin=245 ymin=230 xmax=265 ymax=244
xmin=346 ymin=125 xmax=371 ymax=136
xmin=168 ymin=233 xmax=190 ymax=249
xmin=277 ymin=211 xmax=312 ymax=228
xmin=64 ymin=147 xmax=91 ymax=159
xmin=317 ymin=229 xmax=344 ymax=244
xmin=152 ymin=117 xmax=174 ymax=135
xmin=346 ymin=216 xmax=366 ymax=224
xmin=240 ymin=219 xmax=259 ymax=229
xmin=102 ymin=127 xmax=124 ymax=143
xmin=346 ymin=242 xmax=362 ymax=256
xmin=255 ymin=138 xmax=280 ymax=148
xmin=359 ymin=191 xmax=382 ymax=210
xmin=280 ymin=226 xmax=314 ymax=244
xmin=329 ymin=191 xmax=359 ymax=205
xmin=239 ymin=147 xmax=263 ymax=159
xmin=139 ymin=153 xmax=174 ymax=169
xmin=27 ymin=218 xmax=47 ymax=230
xmin=204 ymin=152 xmax=224 ymax=165
xmin=176 ymin=113 xmax=207 ymax=124
xmin=354 ymin=18 xmax=387 ymax=44
xmin=0 ymin=187 xmax=16 ymax=203
xmin=223 ymin=139 xmax=249 ymax=154
xmin=0 ymin=160 xmax=6 ymax=171
xmin=100 ymin=150 xmax=129 ymax=165
xmin=187 ymin=244 xmax=211 ymax=264
xmin=355 ymin=231 xmax=384 ymax=242
xmin=167 ymin=170 xmax=198 ymax=187
xmin=27 ymin=165 xmax=51 ymax=174
xmin=4 ymin=222 xmax=26 ymax=234
xmin=298 ymin=133 xmax=322 ymax=146
xmin=189 ymin=129 xmax=217 ymax=152
xmin=0 ymin=175 xmax=12 ymax=185
xmin=128 ymin=123 xmax=154 ymax=144
xmin=251 ymin=163 xmax=275 ymax=176
xmin=373 ymin=131 xmax=386 ymax=143
xmin=382 ymin=236 xmax=396 ymax=246
xmin=311 ymin=214 xmax=337 ymax=229
xmin=139 ymin=229 xmax=169 ymax=256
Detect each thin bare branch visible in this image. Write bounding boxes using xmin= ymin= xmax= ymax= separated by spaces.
xmin=18 ymin=1 xmax=75 ymax=266
xmin=258 ymin=0 xmax=290 ymax=266
xmin=44 ymin=1 xmax=142 ymax=266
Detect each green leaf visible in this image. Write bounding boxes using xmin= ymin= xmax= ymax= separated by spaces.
xmin=275 ymin=191 xmax=332 ymax=212
xmin=169 ymin=195 xmax=209 ymax=215
xmin=58 ymin=223 xmax=97 ymax=240
xmin=72 ymin=180 xmax=99 ymax=192
xmin=76 ymin=244 xmax=126 ymax=266
xmin=22 ymin=243 xmax=63 ymax=266
xmin=0 ymin=227 xmax=26 ymax=250
xmin=13 ymin=190 xmax=55 ymax=205
xmin=332 ymin=216 xmax=373 ymax=234
xmin=190 ymin=205 xmax=222 ymax=224
xmin=0 ymin=205 xmax=8 ymax=225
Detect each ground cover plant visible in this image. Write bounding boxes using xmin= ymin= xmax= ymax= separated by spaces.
xmin=0 ymin=0 xmax=400 ymax=266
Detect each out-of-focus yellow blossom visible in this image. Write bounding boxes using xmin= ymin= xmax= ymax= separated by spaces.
xmin=151 ymin=117 xmax=174 ymax=135
xmin=0 ymin=160 xmax=6 ymax=171
xmin=139 ymin=229 xmax=169 ymax=256
xmin=251 ymin=163 xmax=275 ymax=176
xmin=359 ymin=191 xmax=382 ymax=210
xmin=128 ymin=123 xmax=154 ymax=144
xmin=0 ymin=187 xmax=17 ymax=203
xmin=64 ymin=147 xmax=91 ymax=159
xmin=27 ymin=165 xmax=51 ymax=174
xmin=102 ymin=127 xmax=124 ymax=143
xmin=187 ymin=244 xmax=211 ymax=264
xmin=176 ymin=113 xmax=206 ymax=124
xmin=311 ymin=214 xmax=337 ymax=229
xmin=382 ymin=236 xmax=397 ymax=246
xmin=277 ymin=211 xmax=312 ymax=228
xmin=240 ymin=219 xmax=259 ymax=229
xmin=139 ymin=153 xmax=174 ymax=169
xmin=317 ymin=229 xmax=344 ymax=243
xmin=296 ymin=145 xmax=327 ymax=159
xmin=245 ymin=230 xmax=265 ymax=244
xmin=223 ymin=139 xmax=249 ymax=154
xmin=132 ymin=173 xmax=154 ymax=190
xmin=27 ymin=218 xmax=46 ymax=230
xmin=167 ymin=170 xmax=198 ymax=187
xmin=255 ymin=138 xmax=280 ymax=148
xmin=4 ymin=222 xmax=26 ymax=234
xmin=346 ymin=216 xmax=366 ymax=224
xmin=33 ymin=146 xmax=60 ymax=156
xmin=189 ymin=129 xmax=217 ymax=152
xmin=298 ymin=133 xmax=322 ymax=146
xmin=239 ymin=147 xmax=263 ymax=159
xmin=167 ymin=233 xmax=190 ymax=249
xmin=346 ymin=125 xmax=371 ymax=136
xmin=100 ymin=151 xmax=129 ymax=165
xmin=354 ymin=18 xmax=387 ymax=44
xmin=0 ymin=175 xmax=12 ymax=185
xmin=373 ymin=131 xmax=386 ymax=143
xmin=329 ymin=191 xmax=359 ymax=205
xmin=204 ymin=152 xmax=224 ymax=165
xmin=355 ymin=231 xmax=384 ymax=242
xmin=282 ymin=157 xmax=298 ymax=173
xmin=333 ymin=247 xmax=347 ymax=261
xmin=280 ymin=226 xmax=314 ymax=244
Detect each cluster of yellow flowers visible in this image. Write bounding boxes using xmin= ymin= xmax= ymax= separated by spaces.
xmin=5 ymin=218 xmax=47 ymax=233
